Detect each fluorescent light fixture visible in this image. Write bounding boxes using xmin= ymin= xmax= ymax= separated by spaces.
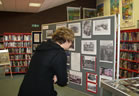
xmin=29 ymin=3 xmax=41 ymax=7
xmin=0 ymin=1 xmax=2 ymax=5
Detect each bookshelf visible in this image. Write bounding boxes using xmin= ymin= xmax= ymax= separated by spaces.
xmin=3 ymin=33 xmax=32 ymax=74
xmin=0 ymin=34 xmax=4 ymax=50
xmin=120 ymin=29 xmax=139 ymax=78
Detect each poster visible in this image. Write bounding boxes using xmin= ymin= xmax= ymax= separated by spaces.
xmin=34 ymin=34 xmax=40 ymax=42
xmin=33 ymin=32 xmax=41 ymax=43
xmin=121 ymin=0 xmax=134 ymax=27
xmin=96 ymin=3 xmax=104 ymax=16
xmin=110 ymin=0 xmax=119 ymax=15
xmin=71 ymin=52 xmax=80 ymax=71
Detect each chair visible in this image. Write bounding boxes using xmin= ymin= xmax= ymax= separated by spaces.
xmin=0 ymin=49 xmax=13 ymax=78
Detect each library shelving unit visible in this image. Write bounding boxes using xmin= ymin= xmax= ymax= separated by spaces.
xmin=3 ymin=33 xmax=32 ymax=74
xmin=120 ymin=29 xmax=139 ymax=78
xmin=0 ymin=34 xmax=4 ymax=50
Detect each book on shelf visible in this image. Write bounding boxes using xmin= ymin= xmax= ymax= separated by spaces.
xmin=137 ymin=32 xmax=139 ymax=40
xmin=121 ymin=32 xmax=139 ymax=41
xmin=0 ymin=44 xmax=4 ymax=49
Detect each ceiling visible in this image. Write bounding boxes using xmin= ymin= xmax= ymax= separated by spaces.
xmin=0 ymin=0 xmax=75 ymax=13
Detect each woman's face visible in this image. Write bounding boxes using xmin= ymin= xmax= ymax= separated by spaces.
xmin=63 ymin=41 xmax=72 ymax=50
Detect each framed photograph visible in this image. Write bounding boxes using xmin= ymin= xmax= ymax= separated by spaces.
xmin=83 ymin=8 xmax=96 ymax=18
xmin=86 ymin=82 xmax=97 ymax=94
xmin=69 ymin=70 xmax=82 ymax=85
xmin=67 ymin=7 xmax=81 ymax=21
xmin=110 ymin=0 xmax=119 ymax=15
xmin=56 ymin=23 xmax=67 ymax=29
xmin=99 ymin=40 xmax=113 ymax=63
xmin=32 ymin=32 xmax=41 ymax=43
xmin=32 ymin=44 xmax=40 ymax=51
xmin=81 ymin=55 xmax=96 ymax=71
xmin=69 ymin=38 xmax=75 ymax=51
xmin=81 ymin=40 xmax=97 ymax=55
xmin=45 ymin=30 xmax=53 ymax=39
xmin=82 ymin=20 xmax=92 ymax=38
xmin=68 ymin=22 xmax=81 ymax=36
xmin=100 ymin=67 xmax=113 ymax=80
xmin=86 ymin=72 xmax=97 ymax=83
xmin=93 ymin=19 xmax=111 ymax=35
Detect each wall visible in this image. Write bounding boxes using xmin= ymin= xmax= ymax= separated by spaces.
xmin=97 ymin=0 xmax=139 ymax=30
xmin=0 ymin=0 xmax=96 ymax=33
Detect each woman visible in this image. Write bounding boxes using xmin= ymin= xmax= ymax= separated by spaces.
xmin=18 ymin=27 xmax=74 ymax=96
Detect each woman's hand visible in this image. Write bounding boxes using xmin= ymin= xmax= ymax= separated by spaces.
xmin=53 ymin=75 xmax=57 ymax=83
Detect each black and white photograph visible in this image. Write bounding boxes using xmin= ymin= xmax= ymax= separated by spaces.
xmin=69 ymin=38 xmax=75 ymax=51
xmin=66 ymin=51 xmax=71 ymax=69
xmin=67 ymin=55 xmax=70 ymax=69
xmin=56 ymin=23 xmax=67 ymax=29
xmin=67 ymin=55 xmax=70 ymax=64
xmin=93 ymin=19 xmax=111 ymax=35
xmin=100 ymin=40 xmax=113 ymax=63
xmin=32 ymin=44 xmax=40 ymax=51
xmin=82 ymin=56 xmax=96 ymax=71
xmin=100 ymin=67 xmax=113 ymax=80
xmin=45 ymin=30 xmax=53 ymax=39
xmin=82 ymin=20 xmax=92 ymax=38
xmin=69 ymin=70 xmax=82 ymax=85
xmin=87 ymin=72 xmax=97 ymax=83
xmin=68 ymin=22 xmax=81 ymax=36
xmin=71 ymin=52 xmax=80 ymax=71
xmin=81 ymin=40 xmax=97 ymax=55
xmin=87 ymin=82 xmax=97 ymax=94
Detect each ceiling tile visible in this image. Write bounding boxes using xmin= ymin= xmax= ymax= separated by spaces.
xmin=2 ymin=0 xmax=16 ymax=11
xmin=0 ymin=0 xmax=75 ymax=13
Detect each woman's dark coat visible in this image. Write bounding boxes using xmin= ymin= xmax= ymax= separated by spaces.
xmin=18 ymin=40 xmax=68 ymax=96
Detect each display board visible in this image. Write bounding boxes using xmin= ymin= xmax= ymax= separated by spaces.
xmin=32 ymin=31 xmax=42 ymax=54
xmin=42 ymin=15 xmax=117 ymax=96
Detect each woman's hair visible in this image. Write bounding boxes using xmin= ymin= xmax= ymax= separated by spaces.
xmin=52 ymin=27 xmax=74 ymax=44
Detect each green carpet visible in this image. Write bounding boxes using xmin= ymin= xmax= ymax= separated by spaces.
xmin=0 ymin=75 xmax=90 ymax=96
